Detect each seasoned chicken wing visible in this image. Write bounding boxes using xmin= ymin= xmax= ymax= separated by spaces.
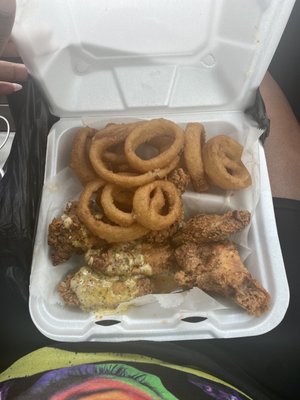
xmin=85 ymin=241 xmax=175 ymax=277
xmin=58 ymin=266 xmax=152 ymax=312
xmin=173 ymin=210 xmax=251 ymax=245
xmin=175 ymin=241 xmax=270 ymax=316
xmin=48 ymin=202 xmax=106 ymax=265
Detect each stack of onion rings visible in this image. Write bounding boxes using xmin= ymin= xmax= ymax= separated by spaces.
xmin=69 ymin=119 xmax=252 ymax=244
xmin=89 ymin=134 xmax=180 ymax=188
xmin=78 ymin=179 xmax=183 ymax=242
xmin=78 ymin=180 xmax=149 ymax=243
xmin=88 ymin=119 xmax=183 ymax=188
xmin=70 ymin=121 xmax=252 ymax=194
xmin=124 ymin=119 xmax=185 ymax=172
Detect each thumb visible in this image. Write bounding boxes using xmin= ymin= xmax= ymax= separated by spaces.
xmin=0 ymin=0 xmax=16 ymax=56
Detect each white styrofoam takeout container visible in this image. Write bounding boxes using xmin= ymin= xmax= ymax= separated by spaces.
xmin=13 ymin=0 xmax=293 ymax=341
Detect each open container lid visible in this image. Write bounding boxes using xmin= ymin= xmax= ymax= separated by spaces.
xmin=13 ymin=0 xmax=295 ymax=118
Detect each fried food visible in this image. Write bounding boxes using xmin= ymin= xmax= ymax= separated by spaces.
xmin=58 ymin=241 xmax=176 ymax=312
xmin=97 ymin=122 xmax=142 ymax=167
xmin=48 ymin=201 xmax=106 ymax=265
xmin=85 ymin=242 xmax=174 ymax=277
xmin=89 ymin=128 xmax=180 ymax=188
xmin=59 ymin=267 xmax=153 ymax=312
xmin=173 ymin=210 xmax=251 ymax=245
xmin=100 ymin=183 xmax=136 ymax=227
xmin=183 ymin=122 xmax=209 ymax=192
xmin=203 ymin=135 xmax=252 ymax=190
xmin=76 ymin=178 xmax=183 ymax=243
xmin=102 ymin=142 xmax=127 ymax=166
xmin=148 ymin=133 xmax=174 ymax=153
xmin=144 ymin=219 xmax=185 ymax=244
xmin=78 ymin=180 xmax=149 ymax=243
xmin=174 ymin=241 xmax=270 ymax=316
xmin=51 ymin=119 xmax=262 ymax=317
xmin=167 ymin=167 xmax=190 ymax=193
xmin=124 ymin=118 xmax=185 ymax=172
xmin=93 ymin=121 xmax=143 ymax=141
xmin=57 ymin=273 xmax=80 ymax=306
xmin=70 ymin=127 xmax=99 ymax=184
xmin=133 ymin=180 xmax=183 ymax=231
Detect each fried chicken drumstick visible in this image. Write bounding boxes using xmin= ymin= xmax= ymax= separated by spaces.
xmin=175 ymin=241 xmax=270 ymax=316
xmin=173 ymin=210 xmax=251 ymax=244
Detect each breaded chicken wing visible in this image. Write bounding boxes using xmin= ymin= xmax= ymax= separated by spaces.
xmin=144 ymin=219 xmax=185 ymax=244
xmin=57 ymin=273 xmax=80 ymax=307
xmin=58 ymin=267 xmax=152 ymax=312
xmin=175 ymin=241 xmax=270 ymax=316
xmin=48 ymin=201 xmax=106 ymax=265
xmin=167 ymin=168 xmax=191 ymax=193
xmin=173 ymin=210 xmax=251 ymax=245
xmin=85 ymin=241 xmax=174 ymax=277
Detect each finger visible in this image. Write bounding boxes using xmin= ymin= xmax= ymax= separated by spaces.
xmin=0 ymin=60 xmax=28 ymax=82
xmin=0 ymin=0 xmax=16 ymax=55
xmin=0 ymin=81 xmax=22 ymax=96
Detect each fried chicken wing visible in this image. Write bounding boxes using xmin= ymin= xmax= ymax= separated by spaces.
xmin=144 ymin=219 xmax=185 ymax=244
xmin=175 ymin=241 xmax=270 ymax=316
xmin=173 ymin=210 xmax=251 ymax=245
xmin=85 ymin=241 xmax=174 ymax=277
xmin=58 ymin=267 xmax=152 ymax=312
xmin=48 ymin=202 xmax=106 ymax=265
xmin=57 ymin=273 xmax=80 ymax=307
xmin=167 ymin=168 xmax=191 ymax=193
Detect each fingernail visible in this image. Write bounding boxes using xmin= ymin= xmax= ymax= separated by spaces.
xmin=12 ymin=83 xmax=22 ymax=92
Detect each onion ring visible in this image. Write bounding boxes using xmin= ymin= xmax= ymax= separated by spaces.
xmin=149 ymin=186 xmax=166 ymax=213
xmin=70 ymin=127 xmax=99 ymax=184
xmin=100 ymin=183 xmax=167 ymax=228
xmin=124 ymin=118 xmax=184 ymax=172
xmin=148 ymin=134 xmax=174 ymax=153
xmin=93 ymin=121 xmax=143 ymax=141
xmin=95 ymin=183 xmax=134 ymax=211
xmin=110 ymin=186 xmax=134 ymax=208
xmin=102 ymin=142 xmax=128 ymax=165
xmin=100 ymin=183 xmax=135 ymax=227
xmin=89 ymin=134 xmax=180 ymax=188
xmin=183 ymin=122 xmax=209 ymax=192
xmin=94 ymin=124 xmax=129 ymax=166
xmin=78 ymin=180 xmax=149 ymax=243
xmin=133 ymin=180 xmax=182 ymax=230
xmin=202 ymin=135 xmax=252 ymax=190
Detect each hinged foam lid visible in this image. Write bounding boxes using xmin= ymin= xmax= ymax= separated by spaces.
xmin=13 ymin=0 xmax=294 ymax=118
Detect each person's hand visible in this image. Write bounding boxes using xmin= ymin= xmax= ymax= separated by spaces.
xmin=0 ymin=0 xmax=28 ymax=96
